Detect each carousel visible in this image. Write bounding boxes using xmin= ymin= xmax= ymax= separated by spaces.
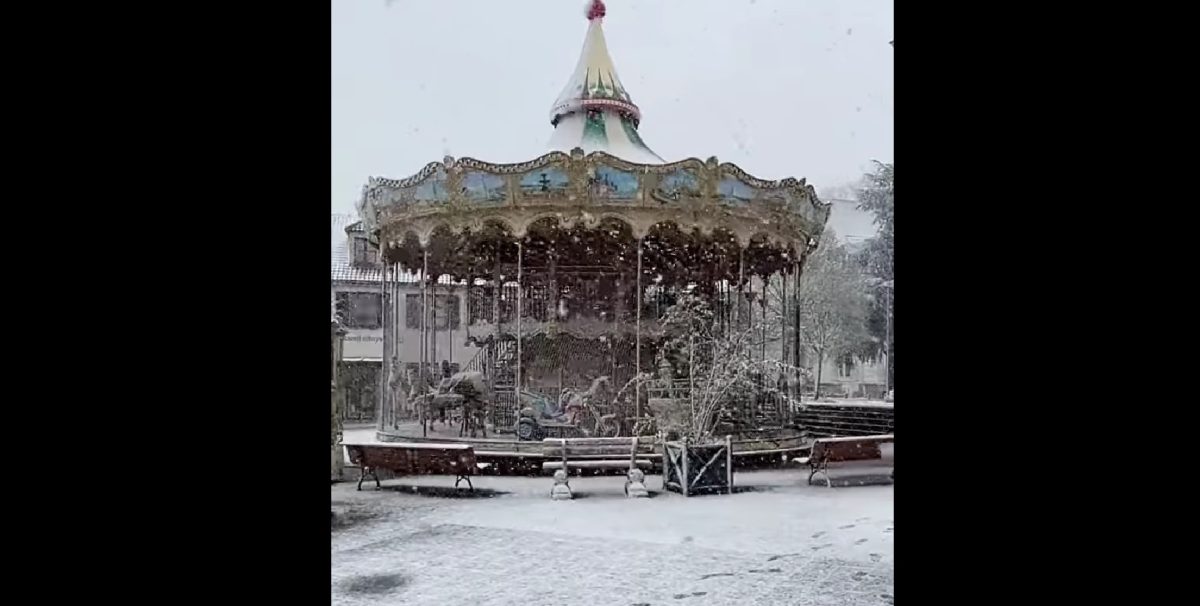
xmin=357 ymin=1 xmax=831 ymax=460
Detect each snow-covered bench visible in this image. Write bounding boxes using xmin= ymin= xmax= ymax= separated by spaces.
xmin=542 ymin=436 xmax=651 ymax=499
xmin=793 ymin=435 xmax=894 ymax=487
xmin=344 ymin=442 xmax=489 ymax=491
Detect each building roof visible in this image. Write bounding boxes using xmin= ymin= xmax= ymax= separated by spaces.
xmin=546 ymin=1 xmax=663 ymax=164
xmin=331 ymin=213 xmax=460 ymax=286
xmin=331 ymin=213 xmax=383 ymax=283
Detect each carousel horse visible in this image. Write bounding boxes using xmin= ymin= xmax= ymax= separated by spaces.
xmin=440 ymin=370 xmax=491 ymax=438
xmin=412 ymin=371 xmax=492 ymax=438
xmin=559 ymin=376 xmax=616 ymax=436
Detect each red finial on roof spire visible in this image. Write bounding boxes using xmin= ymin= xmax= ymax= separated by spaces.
xmin=586 ymin=0 xmax=606 ymax=21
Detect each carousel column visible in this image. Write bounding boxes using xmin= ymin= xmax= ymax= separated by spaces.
xmin=378 ymin=259 xmax=390 ymax=433
xmin=635 ymin=238 xmax=643 ymax=420
xmin=549 ymin=249 xmax=560 ymax=395
xmin=782 ymin=269 xmax=789 ymax=367
xmin=392 ymin=261 xmax=402 ymax=427
xmin=516 ymin=240 xmax=524 ymax=394
xmin=491 ymin=262 xmax=501 ymax=428
xmin=793 ymin=259 xmax=802 ymax=404
xmin=421 ymin=248 xmax=429 ymax=435
xmin=761 ymin=273 xmax=767 ymax=367
xmin=382 ymin=261 xmax=391 ymax=431
xmin=430 ymin=280 xmax=438 ymax=381
xmin=736 ymin=248 xmax=745 ymax=331
xmin=761 ymin=273 xmax=769 ymax=420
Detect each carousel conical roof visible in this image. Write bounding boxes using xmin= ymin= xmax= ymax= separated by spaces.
xmin=547 ymin=1 xmax=664 ymax=164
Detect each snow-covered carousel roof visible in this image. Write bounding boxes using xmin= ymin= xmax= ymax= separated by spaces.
xmin=357 ymin=0 xmax=831 ymax=255
xmin=547 ymin=1 xmax=663 ymax=164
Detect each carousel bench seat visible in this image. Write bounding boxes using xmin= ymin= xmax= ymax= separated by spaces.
xmin=541 ymin=437 xmax=651 ymax=499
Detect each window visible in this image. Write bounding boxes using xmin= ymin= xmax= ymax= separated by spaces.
xmin=837 ymin=355 xmax=856 ymax=378
xmin=335 ymin=292 xmax=382 ymax=329
xmin=351 ymin=236 xmax=377 ymax=266
xmin=406 ymin=294 xmax=461 ymax=329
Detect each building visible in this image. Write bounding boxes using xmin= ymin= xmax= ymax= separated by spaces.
xmin=331 ymin=213 xmax=480 ymax=423
xmin=807 ymin=353 xmax=887 ymax=399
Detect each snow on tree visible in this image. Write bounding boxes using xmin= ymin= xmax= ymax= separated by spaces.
xmin=650 ymin=290 xmax=802 ymax=440
xmin=794 ymin=229 xmax=871 ymax=398
xmin=855 ymin=161 xmax=894 ymax=385
xmin=856 ymin=161 xmax=893 ymax=283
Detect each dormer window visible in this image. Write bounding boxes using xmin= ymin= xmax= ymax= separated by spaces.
xmin=351 ymin=236 xmax=378 ymax=267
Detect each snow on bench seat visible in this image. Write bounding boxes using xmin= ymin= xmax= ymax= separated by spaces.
xmin=543 ymin=459 xmax=653 ymax=470
xmin=342 ymin=442 xmax=473 ymax=450
xmin=792 ymin=434 xmax=894 ymax=487
xmin=343 ymin=442 xmax=482 ymax=491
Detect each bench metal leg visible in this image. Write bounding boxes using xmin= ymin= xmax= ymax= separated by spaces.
xmin=357 ymin=466 xmax=381 ymax=491
xmin=454 ymin=474 xmax=473 ymax=491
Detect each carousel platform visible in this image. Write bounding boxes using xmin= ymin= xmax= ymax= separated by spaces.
xmin=367 ymin=420 xmax=812 ymax=475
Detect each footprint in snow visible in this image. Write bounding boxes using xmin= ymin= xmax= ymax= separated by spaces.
xmin=855 ymin=538 xmax=869 ymax=545
xmin=839 ymin=524 xmax=856 ymax=530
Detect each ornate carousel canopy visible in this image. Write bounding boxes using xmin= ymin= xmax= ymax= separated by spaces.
xmin=357 ymin=0 xmax=831 ymax=266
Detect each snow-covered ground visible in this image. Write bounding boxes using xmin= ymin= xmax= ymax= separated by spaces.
xmin=332 ymin=469 xmax=893 ymax=605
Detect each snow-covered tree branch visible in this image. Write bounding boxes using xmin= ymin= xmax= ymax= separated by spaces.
xmin=793 ymin=230 xmax=871 ymax=397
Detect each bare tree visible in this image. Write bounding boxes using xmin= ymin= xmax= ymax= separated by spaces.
xmin=794 ymin=231 xmax=870 ymax=398
xmin=652 ymin=291 xmax=799 ymax=439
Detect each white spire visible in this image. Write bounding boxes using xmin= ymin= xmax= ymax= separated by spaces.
xmin=547 ymin=0 xmax=663 ymax=164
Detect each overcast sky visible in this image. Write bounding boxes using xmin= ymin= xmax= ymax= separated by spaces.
xmin=331 ymin=0 xmax=892 ymax=240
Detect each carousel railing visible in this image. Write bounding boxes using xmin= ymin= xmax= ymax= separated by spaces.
xmin=641 ymin=380 xmax=792 ymax=430
xmin=793 ymin=401 xmax=893 ymax=438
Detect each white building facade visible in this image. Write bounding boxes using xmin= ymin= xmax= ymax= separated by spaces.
xmin=331 ymin=214 xmax=481 ymax=422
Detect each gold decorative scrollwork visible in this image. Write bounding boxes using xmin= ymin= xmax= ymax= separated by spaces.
xmin=360 ymin=148 xmax=831 ymax=251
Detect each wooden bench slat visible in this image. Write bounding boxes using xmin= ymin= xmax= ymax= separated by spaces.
xmin=798 ymin=434 xmax=893 ymax=487
xmin=344 ymin=442 xmax=473 ymax=450
xmin=543 ymin=446 xmax=655 ymax=452
xmin=344 ymin=443 xmax=483 ymax=491
xmin=543 ymin=459 xmax=653 ymax=470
